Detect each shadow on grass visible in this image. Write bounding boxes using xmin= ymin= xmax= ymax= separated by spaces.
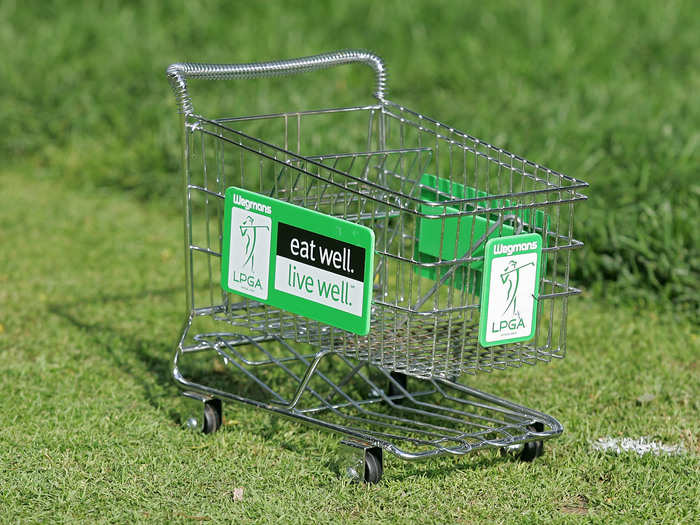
xmin=47 ymin=286 xmax=276 ymax=426
xmin=48 ymin=287 xmax=185 ymax=422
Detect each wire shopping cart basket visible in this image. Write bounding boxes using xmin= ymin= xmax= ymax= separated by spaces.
xmin=166 ymin=50 xmax=587 ymax=483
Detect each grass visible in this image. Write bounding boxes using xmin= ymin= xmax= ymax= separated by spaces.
xmin=1 ymin=0 xmax=698 ymax=522
xmin=0 ymin=168 xmax=697 ymax=523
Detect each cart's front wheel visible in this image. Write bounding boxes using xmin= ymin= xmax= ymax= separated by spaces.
xmin=501 ymin=423 xmax=545 ymax=462
xmin=517 ymin=437 xmax=544 ymax=462
xmin=364 ymin=448 xmax=383 ymax=484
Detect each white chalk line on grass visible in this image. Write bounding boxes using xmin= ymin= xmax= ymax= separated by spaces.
xmin=592 ymin=436 xmax=687 ymax=456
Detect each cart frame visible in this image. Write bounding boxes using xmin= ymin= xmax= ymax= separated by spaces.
xmin=166 ymin=50 xmax=587 ymax=482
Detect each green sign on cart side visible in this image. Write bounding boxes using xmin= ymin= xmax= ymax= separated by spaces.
xmin=479 ymin=233 xmax=542 ymax=347
xmin=221 ymin=187 xmax=375 ymax=335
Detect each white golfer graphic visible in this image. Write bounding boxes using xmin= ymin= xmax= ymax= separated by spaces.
xmin=500 ymin=259 xmax=535 ymax=317
xmin=239 ymin=216 xmax=269 ymax=270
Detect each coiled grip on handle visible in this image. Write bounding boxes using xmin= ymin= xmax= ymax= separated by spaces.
xmin=167 ymin=49 xmax=387 ymax=115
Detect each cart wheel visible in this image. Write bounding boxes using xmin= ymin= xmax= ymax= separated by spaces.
xmin=518 ymin=422 xmax=545 ymax=462
xmin=182 ymin=392 xmax=223 ymax=435
xmin=202 ymin=403 xmax=222 ymax=434
xmin=500 ymin=423 xmax=545 ymax=462
xmin=518 ymin=438 xmax=543 ymax=462
xmin=364 ymin=448 xmax=383 ymax=484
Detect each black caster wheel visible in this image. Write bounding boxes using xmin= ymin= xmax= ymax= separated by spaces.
xmin=363 ymin=447 xmax=383 ymax=484
xmin=341 ymin=442 xmax=383 ymax=484
xmin=518 ymin=422 xmax=545 ymax=462
xmin=183 ymin=392 xmax=223 ymax=435
xmin=517 ymin=437 xmax=544 ymax=462
xmin=202 ymin=402 xmax=222 ymax=434
xmin=501 ymin=422 xmax=545 ymax=462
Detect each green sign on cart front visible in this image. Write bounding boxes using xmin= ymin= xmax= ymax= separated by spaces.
xmin=479 ymin=233 xmax=542 ymax=347
xmin=221 ymin=187 xmax=375 ymax=335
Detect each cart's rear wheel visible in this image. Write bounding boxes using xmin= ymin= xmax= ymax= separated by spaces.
xmin=202 ymin=403 xmax=222 ymax=434
xmin=364 ymin=448 xmax=383 ymax=484
xmin=183 ymin=392 xmax=223 ymax=435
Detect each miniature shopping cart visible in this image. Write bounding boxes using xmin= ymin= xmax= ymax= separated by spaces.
xmin=166 ymin=50 xmax=587 ymax=483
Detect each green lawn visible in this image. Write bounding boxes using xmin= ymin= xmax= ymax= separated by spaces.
xmin=0 ymin=169 xmax=697 ymax=523
xmin=1 ymin=0 xmax=699 ymax=523
xmin=2 ymin=0 xmax=698 ymax=312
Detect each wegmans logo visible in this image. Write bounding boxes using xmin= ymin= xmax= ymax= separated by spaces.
xmin=232 ymin=194 xmax=272 ymax=215
xmin=493 ymin=240 xmax=538 ymax=257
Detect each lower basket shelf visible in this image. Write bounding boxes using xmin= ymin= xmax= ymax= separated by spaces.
xmin=173 ymin=315 xmax=562 ymax=482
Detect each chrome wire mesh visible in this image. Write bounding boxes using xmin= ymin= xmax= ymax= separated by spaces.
xmin=183 ymin=103 xmax=586 ymax=379
xmin=177 ymin=331 xmax=560 ymax=459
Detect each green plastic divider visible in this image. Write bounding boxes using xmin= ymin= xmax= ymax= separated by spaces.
xmin=414 ymin=174 xmax=549 ymax=296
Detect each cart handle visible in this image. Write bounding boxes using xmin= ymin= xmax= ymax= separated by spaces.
xmin=167 ymin=49 xmax=387 ymax=116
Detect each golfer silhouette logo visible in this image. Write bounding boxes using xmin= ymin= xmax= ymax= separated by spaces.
xmin=500 ymin=259 xmax=535 ymax=317
xmin=239 ymin=215 xmax=269 ymax=270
